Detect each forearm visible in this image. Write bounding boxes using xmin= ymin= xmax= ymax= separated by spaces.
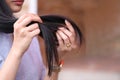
xmin=0 ymin=13 xmax=41 ymax=80
xmin=0 ymin=47 xmax=22 ymax=80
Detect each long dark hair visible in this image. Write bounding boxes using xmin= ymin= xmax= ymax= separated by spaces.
xmin=0 ymin=0 xmax=83 ymax=76
xmin=0 ymin=0 xmax=15 ymax=22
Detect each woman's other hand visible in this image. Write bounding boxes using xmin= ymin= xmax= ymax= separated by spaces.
xmin=56 ymin=20 xmax=78 ymax=52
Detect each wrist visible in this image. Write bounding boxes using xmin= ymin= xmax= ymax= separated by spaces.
xmin=10 ymin=46 xmax=24 ymax=60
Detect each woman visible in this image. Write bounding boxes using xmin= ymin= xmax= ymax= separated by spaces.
xmin=0 ymin=0 xmax=80 ymax=80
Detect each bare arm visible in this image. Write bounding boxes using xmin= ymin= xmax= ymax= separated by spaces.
xmin=0 ymin=47 xmax=23 ymax=80
xmin=0 ymin=13 xmax=41 ymax=80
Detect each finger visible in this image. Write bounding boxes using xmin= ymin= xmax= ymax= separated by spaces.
xmin=65 ymin=20 xmax=75 ymax=33
xmin=59 ymin=27 xmax=74 ymax=43
xmin=30 ymin=13 xmax=43 ymax=23
xmin=29 ymin=28 xmax=40 ymax=37
xmin=57 ymin=30 xmax=73 ymax=51
xmin=56 ymin=32 xmax=69 ymax=51
xmin=25 ymin=23 xmax=40 ymax=32
xmin=56 ymin=32 xmax=64 ymax=47
xmin=57 ymin=30 xmax=72 ymax=50
xmin=16 ymin=13 xmax=42 ymax=24
xmin=65 ymin=20 xmax=76 ymax=47
xmin=57 ymin=30 xmax=70 ymax=44
xmin=16 ymin=14 xmax=29 ymax=23
xmin=19 ymin=16 xmax=40 ymax=27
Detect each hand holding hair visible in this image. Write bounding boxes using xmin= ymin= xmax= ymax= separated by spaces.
xmin=0 ymin=14 xmax=83 ymax=76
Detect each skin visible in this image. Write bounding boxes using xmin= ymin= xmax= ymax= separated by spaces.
xmin=0 ymin=0 xmax=78 ymax=80
xmin=5 ymin=0 xmax=24 ymax=12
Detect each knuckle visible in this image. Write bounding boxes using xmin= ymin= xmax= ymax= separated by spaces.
xmin=28 ymin=16 xmax=33 ymax=20
xmin=26 ymin=17 xmax=34 ymax=23
xmin=21 ymin=29 xmax=30 ymax=37
xmin=31 ymin=13 xmax=39 ymax=17
xmin=24 ymin=14 xmax=33 ymax=19
xmin=13 ymin=23 xmax=19 ymax=31
xmin=34 ymin=23 xmax=39 ymax=27
xmin=20 ymin=29 xmax=25 ymax=34
xmin=68 ymin=33 xmax=73 ymax=37
xmin=62 ymin=36 xmax=68 ymax=40
xmin=27 ymin=13 xmax=37 ymax=18
xmin=31 ymin=23 xmax=39 ymax=29
xmin=32 ymin=13 xmax=38 ymax=17
xmin=22 ymin=13 xmax=29 ymax=17
xmin=36 ymin=29 xmax=40 ymax=33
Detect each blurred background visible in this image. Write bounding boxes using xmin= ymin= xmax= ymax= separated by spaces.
xmin=15 ymin=0 xmax=120 ymax=80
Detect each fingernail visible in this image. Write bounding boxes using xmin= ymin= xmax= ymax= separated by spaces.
xmin=65 ymin=20 xmax=71 ymax=26
xmin=65 ymin=19 xmax=69 ymax=24
xmin=59 ymin=27 xmax=65 ymax=30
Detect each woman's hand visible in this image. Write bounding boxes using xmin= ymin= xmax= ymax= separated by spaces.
xmin=56 ymin=20 xmax=78 ymax=52
xmin=12 ymin=13 xmax=42 ymax=58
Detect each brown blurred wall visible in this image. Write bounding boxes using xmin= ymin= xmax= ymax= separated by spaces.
xmin=38 ymin=0 xmax=120 ymax=59
xmin=84 ymin=0 xmax=120 ymax=58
